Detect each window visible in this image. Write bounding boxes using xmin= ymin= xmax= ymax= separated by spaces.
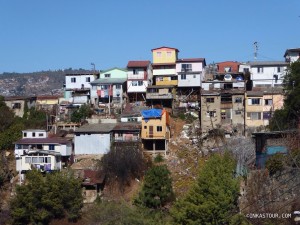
xmin=71 ymin=77 xmax=76 ymax=83
xmin=248 ymin=98 xmax=261 ymax=105
xmin=206 ymin=111 xmax=216 ymax=117
xmin=49 ymin=145 xmax=55 ymax=150
xmin=45 ymin=157 xmax=51 ymax=163
xmin=138 ymin=81 xmax=143 ymax=86
xmin=224 ymin=67 xmax=232 ymax=72
xmin=133 ymin=69 xmax=138 ymax=75
xmin=181 ymin=64 xmax=192 ymax=72
xmin=257 ymin=67 xmax=263 ymax=73
xmin=157 ymin=126 xmax=162 ymax=132
xmin=116 ymin=84 xmax=121 ymax=89
xmin=244 ymin=68 xmax=249 ymax=73
xmin=247 ymin=112 xmax=262 ymax=120
xmin=264 ymin=99 xmax=273 ymax=105
xmin=235 ymin=110 xmax=242 ymax=115
xmin=86 ymin=77 xmax=91 ymax=82
xmin=221 ymin=112 xmax=226 ymax=120
xmin=104 ymin=74 xmax=111 ymax=78
xmin=24 ymin=132 xmax=27 ymax=137
xmin=167 ymin=51 xmax=172 ymax=57
xmin=171 ymin=76 xmax=178 ymax=80
xmin=32 ymin=132 xmax=36 ymax=137
xmin=38 ymin=133 xmax=44 ymax=137
xmin=181 ymin=74 xmax=186 ymax=80
xmin=263 ymin=112 xmax=272 ymax=119
xmin=157 ymin=52 xmax=162 ymax=57
xmin=132 ymin=81 xmax=143 ymax=86
xmin=32 ymin=157 xmax=38 ymax=163
xmin=144 ymin=126 xmax=147 ymax=129
xmin=277 ymin=67 xmax=283 ymax=73
xmin=206 ymin=98 xmax=214 ymax=103
xmin=235 ymin=97 xmax=242 ymax=103
xmin=132 ymin=81 xmax=138 ymax=86
xmin=193 ymin=75 xmax=196 ymax=78
xmin=25 ymin=157 xmax=31 ymax=164
xmin=12 ymin=103 xmax=21 ymax=109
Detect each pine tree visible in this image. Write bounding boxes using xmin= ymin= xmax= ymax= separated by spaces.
xmin=171 ymin=153 xmax=240 ymax=225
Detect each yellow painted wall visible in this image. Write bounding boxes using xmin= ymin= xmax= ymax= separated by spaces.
xmin=245 ymin=96 xmax=264 ymax=127
xmin=37 ymin=99 xmax=58 ymax=105
xmin=156 ymin=79 xmax=178 ymax=86
xmin=152 ymin=47 xmax=178 ymax=64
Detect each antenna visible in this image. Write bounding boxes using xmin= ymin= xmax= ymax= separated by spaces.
xmin=254 ymin=42 xmax=258 ymax=61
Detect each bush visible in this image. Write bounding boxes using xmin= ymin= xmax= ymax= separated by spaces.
xmin=266 ymin=153 xmax=286 ymax=176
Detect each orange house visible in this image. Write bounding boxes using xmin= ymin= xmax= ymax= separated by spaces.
xmin=141 ymin=108 xmax=170 ymax=155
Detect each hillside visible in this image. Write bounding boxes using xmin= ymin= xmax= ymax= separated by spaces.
xmin=0 ymin=69 xmax=88 ymax=97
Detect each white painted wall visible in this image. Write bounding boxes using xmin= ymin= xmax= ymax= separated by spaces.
xmin=65 ymin=75 xmax=95 ymax=89
xmin=127 ymin=80 xmax=148 ymax=93
xmin=74 ymin=133 xmax=111 ymax=154
xmin=251 ymin=65 xmax=287 ymax=87
xmin=178 ymin=73 xmax=202 ymax=87
xmin=176 ymin=62 xmax=203 ymax=73
xmin=22 ymin=130 xmax=47 ymax=138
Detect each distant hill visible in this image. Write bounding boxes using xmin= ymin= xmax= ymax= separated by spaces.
xmin=0 ymin=69 xmax=91 ymax=97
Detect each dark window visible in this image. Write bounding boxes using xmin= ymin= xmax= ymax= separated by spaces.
xmin=171 ymin=76 xmax=178 ymax=80
xmin=133 ymin=69 xmax=138 ymax=75
xmin=104 ymin=74 xmax=111 ymax=78
xmin=24 ymin=132 xmax=27 ymax=137
xmin=138 ymin=81 xmax=143 ymax=86
xmin=263 ymin=112 xmax=272 ymax=119
xmin=206 ymin=98 xmax=214 ymax=103
xmin=144 ymin=126 xmax=147 ymax=129
xmin=116 ymin=84 xmax=121 ymax=89
xmin=235 ymin=110 xmax=242 ymax=115
xmin=86 ymin=77 xmax=91 ymax=82
xmin=49 ymin=145 xmax=55 ymax=150
xmin=157 ymin=126 xmax=162 ymax=132
xmin=71 ymin=77 xmax=76 ymax=83
xmin=181 ymin=64 xmax=192 ymax=72
xmin=32 ymin=132 xmax=36 ymax=137
xmin=38 ymin=133 xmax=44 ymax=137
xmin=264 ymin=99 xmax=273 ymax=105
xmin=235 ymin=97 xmax=242 ymax=103
xmin=12 ymin=103 xmax=21 ymax=109
xmin=257 ymin=67 xmax=263 ymax=73
xmin=181 ymin=74 xmax=186 ymax=80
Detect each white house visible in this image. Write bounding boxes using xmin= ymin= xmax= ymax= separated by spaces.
xmin=74 ymin=123 xmax=116 ymax=155
xmin=249 ymin=61 xmax=288 ymax=88
xmin=15 ymin=129 xmax=72 ymax=173
xmin=64 ymin=71 xmax=99 ymax=104
xmin=176 ymin=58 xmax=206 ymax=88
xmin=284 ymin=48 xmax=300 ymax=63
xmin=127 ymin=61 xmax=153 ymax=102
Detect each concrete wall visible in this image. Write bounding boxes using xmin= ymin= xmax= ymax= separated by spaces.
xmin=201 ymin=95 xmax=221 ymax=132
xmin=65 ymin=74 xmax=95 ymax=90
xmin=178 ymin=73 xmax=201 ymax=87
xmin=251 ymin=65 xmax=287 ymax=87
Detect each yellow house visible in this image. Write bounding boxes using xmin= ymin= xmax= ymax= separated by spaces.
xmin=36 ymin=95 xmax=60 ymax=112
xmin=245 ymin=91 xmax=264 ymax=129
xmin=151 ymin=46 xmax=179 ymax=86
xmin=262 ymin=91 xmax=284 ymax=126
xmin=141 ymin=108 xmax=170 ymax=155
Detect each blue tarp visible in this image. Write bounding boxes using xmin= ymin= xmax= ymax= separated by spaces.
xmin=141 ymin=109 xmax=162 ymax=121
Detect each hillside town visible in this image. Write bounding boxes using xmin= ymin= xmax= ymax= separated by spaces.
xmin=1 ymin=46 xmax=300 ymax=225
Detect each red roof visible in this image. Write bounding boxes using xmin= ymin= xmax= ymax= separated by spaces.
xmin=151 ymin=46 xmax=179 ymax=52
xmin=37 ymin=95 xmax=61 ymax=100
xmin=127 ymin=61 xmax=150 ymax=68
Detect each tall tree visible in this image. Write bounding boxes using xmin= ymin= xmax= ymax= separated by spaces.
xmin=135 ymin=161 xmax=173 ymax=209
xmin=269 ymin=61 xmax=300 ymax=130
xmin=171 ymin=152 xmax=239 ymax=225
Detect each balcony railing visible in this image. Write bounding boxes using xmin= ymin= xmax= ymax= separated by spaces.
xmin=113 ymin=136 xmax=140 ymax=142
xmin=146 ymin=92 xmax=173 ymax=99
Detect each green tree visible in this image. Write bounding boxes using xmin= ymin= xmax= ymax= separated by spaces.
xmin=10 ymin=170 xmax=83 ymax=225
xmin=71 ymin=104 xmax=93 ymax=122
xmin=0 ymin=96 xmax=15 ymax=132
xmin=135 ymin=163 xmax=173 ymax=209
xmin=269 ymin=61 xmax=300 ymax=130
xmin=171 ymin=152 xmax=240 ymax=225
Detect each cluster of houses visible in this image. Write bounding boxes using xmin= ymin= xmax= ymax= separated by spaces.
xmin=5 ymin=46 xmax=300 ymax=177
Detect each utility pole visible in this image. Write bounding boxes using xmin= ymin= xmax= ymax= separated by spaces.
xmin=254 ymin=42 xmax=258 ymax=61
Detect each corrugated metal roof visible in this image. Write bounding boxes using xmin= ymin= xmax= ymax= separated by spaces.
xmin=75 ymin=123 xmax=116 ymax=133
xmin=90 ymin=78 xmax=127 ymax=85
xmin=249 ymin=61 xmax=288 ymax=66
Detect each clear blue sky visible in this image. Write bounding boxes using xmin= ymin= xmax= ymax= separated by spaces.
xmin=0 ymin=0 xmax=299 ymax=73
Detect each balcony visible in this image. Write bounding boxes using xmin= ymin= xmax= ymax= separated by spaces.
xmin=113 ymin=136 xmax=140 ymax=142
xmin=146 ymin=92 xmax=173 ymax=100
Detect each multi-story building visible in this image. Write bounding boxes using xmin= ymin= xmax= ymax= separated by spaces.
xmin=127 ymin=61 xmax=152 ymax=102
xmin=176 ymin=58 xmax=206 ymax=102
xmin=152 ymin=46 xmax=179 ymax=86
xmin=64 ymin=71 xmax=99 ymax=105
xmin=141 ymin=108 xmax=170 ymax=155
xmin=90 ymin=68 xmax=127 ymax=108
xmin=15 ymin=129 xmax=72 ymax=177
xmin=249 ymin=61 xmax=288 ymax=88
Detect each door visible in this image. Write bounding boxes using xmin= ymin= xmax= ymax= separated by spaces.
xmin=149 ymin=126 xmax=153 ymax=138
